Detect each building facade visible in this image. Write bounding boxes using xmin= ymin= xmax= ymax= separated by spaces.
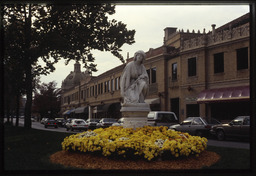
xmin=60 ymin=13 xmax=250 ymax=123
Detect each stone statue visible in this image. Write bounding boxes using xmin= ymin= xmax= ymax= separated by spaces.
xmin=120 ymin=50 xmax=151 ymax=129
xmin=120 ymin=50 xmax=149 ymax=105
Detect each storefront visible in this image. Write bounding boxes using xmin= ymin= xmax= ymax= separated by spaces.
xmin=197 ymin=86 xmax=250 ymax=122
xmin=92 ymin=102 xmax=121 ymax=119
xmin=74 ymin=106 xmax=88 ymax=119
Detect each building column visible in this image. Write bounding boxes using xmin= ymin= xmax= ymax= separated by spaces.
xmin=199 ymin=103 xmax=206 ymax=118
xmin=88 ymin=105 xmax=92 ymax=119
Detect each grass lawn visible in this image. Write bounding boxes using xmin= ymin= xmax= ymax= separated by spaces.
xmin=3 ymin=124 xmax=251 ymax=171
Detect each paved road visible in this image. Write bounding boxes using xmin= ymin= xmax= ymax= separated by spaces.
xmin=5 ymin=118 xmax=250 ymax=150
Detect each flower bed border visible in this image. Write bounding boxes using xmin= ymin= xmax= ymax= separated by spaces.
xmin=50 ymin=150 xmax=221 ymax=170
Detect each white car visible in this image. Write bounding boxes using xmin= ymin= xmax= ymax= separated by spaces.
xmin=147 ymin=111 xmax=178 ymax=127
xmin=85 ymin=119 xmax=100 ymax=130
xmin=112 ymin=118 xmax=125 ymax=126
xmin=96 ymin=118 xmax=117 ymax=128
xmin=66 ymin=119 xmax=87 ymax=131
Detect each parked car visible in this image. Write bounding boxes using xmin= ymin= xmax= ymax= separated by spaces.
xmin=85 ymin=119 xmax=100 ymax=130
xmin=64 ymin=118 xmax=75 ymax=128
xmin=96 ymin=118 xmax=117 ymax=128
xmin=55 ymin=118 xmax=65 ymax=127
xmin=66 ymin=119 xmax=87 ymax=131
xmin=210 ymin=116 xmax=250 ymax=141
xmin=44 ymin=119 xmax=58 ymax=128
xmin=147 ymin=111 xmax=178 ymax=127
xmin=112 ymin=118 xmax=125 ymax=126
xmin=41 ymin=118 xmax=48 ymax=124
xmin=169 ymin=117 xmax=221 ymax=137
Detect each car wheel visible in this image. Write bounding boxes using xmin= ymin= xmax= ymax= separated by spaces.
xmin=217 ymin=130 xmax=225 ymax=141
xmin=66 ymin=128 xmax=69 ymax=131
xmin=45 ymin=126 xmax=47 ymax=128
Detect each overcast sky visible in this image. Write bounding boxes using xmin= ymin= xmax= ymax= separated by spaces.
xmin=39 ymin=4 xmax=250 ymax=88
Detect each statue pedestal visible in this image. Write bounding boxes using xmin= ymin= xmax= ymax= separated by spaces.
xmin=120 ymin=103 xmax=150 ymax=129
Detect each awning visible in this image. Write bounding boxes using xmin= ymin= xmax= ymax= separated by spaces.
xmin=197 ymin=86 xmax=249 ymax=103
xmin=145 ymin=98 xmax=160 ymax=104
xmin=62 ymin=110 xmax=70 ymax=115
xmin=75 ymin=106 xmax=88 ymax=114
xmin=62 ymin=109 xmax=75 ymax=115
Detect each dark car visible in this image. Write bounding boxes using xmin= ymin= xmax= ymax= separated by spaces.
xmin=55 ymin=118 xmax=65 ymax=127
xmin=169 ymin=117 xmax=221 ymax=137
xmin=96 ymin=118 xmax=117 ymax=128
xmin=44 ymin=119 xmax=58 ymax=128
xmin=85 ymin=119 xmax=100 ymax=130
xmin=210 ymin=116 xmax=250 ymax=141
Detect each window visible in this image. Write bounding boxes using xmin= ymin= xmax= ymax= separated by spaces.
xmin=95 ymin=85 xmax=97 ymax=96
xmin=115 ymin=77 xmax=119 ymax=90
xmin=108 ymin=80 xmax=111 ymax=92
xmin=147 ymin=67 xmax=157 ymax=84
xmin=188 ymin=57 xmax=197 ymax=77
xmin=81 ymin=90 xmax=84 ymax=99
xmin=90 ymin=86 xmax=94 ymax=97
xmin=104 ymin=81 xmax=107 ymax=93
xmin=111 ymin=79 xmax=114 ymax=91
xmin=86 ymin=88 xmax=89 ymax=98
xmin=98 ymin=84 xmax=101 ymax=95
xmin=146 ymin=69 xmax=151 ymax=83
xmin=192 ymin=118 xmax=203 ymax=125
xmin=151 ymin=67 xmax=156 ymax=83
xmin=237 ymin=47 xmax=248 ymax=70
xmin=172 ymin=63 xmax=177 ymax=80
xmin=214 ymin=52 xmax=224 ymax=73
xmin=68 ymin=96 xmax=70 ymax=104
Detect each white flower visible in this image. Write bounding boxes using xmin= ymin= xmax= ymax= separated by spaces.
xmin=155 ymin=139 xmax=166 ymax=148
xmin=78 ymin=131 xmax=97 ymax=138
xmin=118 ymin=137 xmax=129 ymax=141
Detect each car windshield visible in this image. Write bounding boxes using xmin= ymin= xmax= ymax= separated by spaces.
xmin=243 ymin=117 xmax=250 ymax=125
xmin=192 ymin=118 xmax=204 ymax=125
xmin=47 ymin=119 xmax=55 ymax=122
xmin=75 ymin=120 xmax=85 ymax=124
xmin=104 ymin=118 xmax=116 ymax=122
xmin=231 ymin=116 xmax=244 ymax=125
xmin=158 ymin=113 xmax=177 ymax=122
xmin=181 ymin=118 xmax=193 ymax=125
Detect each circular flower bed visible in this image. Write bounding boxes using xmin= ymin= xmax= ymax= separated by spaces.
xmin=61 ymin=126 xmax=208 ymax=161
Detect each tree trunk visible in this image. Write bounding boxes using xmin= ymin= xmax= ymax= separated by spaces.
xmin=24 ymin=66 xmax=32 ymax=129
xmin=15 ymin=93 xmax=20 ymax=127
xmin=24 ymin=4 xmax=32 ymax=129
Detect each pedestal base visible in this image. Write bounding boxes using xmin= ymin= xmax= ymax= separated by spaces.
xmin=120 ymin=103 xmax=150 ymax=129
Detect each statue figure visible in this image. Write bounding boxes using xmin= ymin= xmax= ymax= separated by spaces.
xmin=120 ymin=50 xmax=149 ymax=105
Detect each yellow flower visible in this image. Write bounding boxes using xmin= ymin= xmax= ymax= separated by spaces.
xmin=61 ymin=125 xmax=208 ymax=161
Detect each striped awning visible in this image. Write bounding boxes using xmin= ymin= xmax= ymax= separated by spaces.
xmin=197 ymin=86 xmax=249 ymax=103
